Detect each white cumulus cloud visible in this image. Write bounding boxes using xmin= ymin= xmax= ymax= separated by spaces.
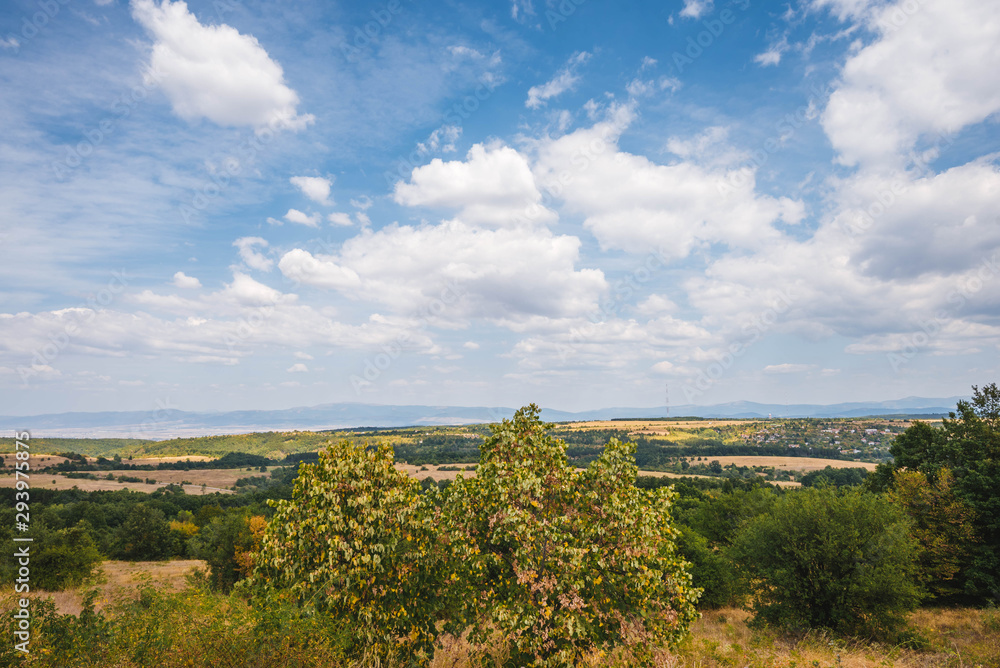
xmin=282 ymin=209 xmax=320 ymax=227
xmin=130 ymin=0 xmax=313 ymax=131
xmin=290 ymin=176 xmax=333 ymax=205
xmin=394 ymin=144 xmax=556 ymax=227
xmin=821 ymin=0 xmax=1000 ymax=168
xmin=172 ymin=271 xmax=201 ymax=289
xmin=233 ymin=237 xmax=273 ymax=272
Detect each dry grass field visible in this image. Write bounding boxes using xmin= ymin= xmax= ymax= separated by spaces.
xmin=392 ymin=464 xmax=802 ymax=487
xmin=124 ymin=455 xmax=216 ymax=466
xmin=0 ymin=454 xmax=216 ymax=467
xmin=0 ymin=454 xmax=74 ymax=467
xmin=10 ymin=562 xmax=998 ymax=666
xmin=22 ymin=559 xmax=207 ymax=615
xmin=651 ymin=606 xmax=999 ymax=668
xmin=690 ymin=456 xmax=879 ymax=472
xmin=561 ymin=419 xmax=747 ymax=437
xmin=0 ymin=469 xmax=245 ymax=495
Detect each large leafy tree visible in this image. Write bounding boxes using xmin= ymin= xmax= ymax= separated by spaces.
xmin=730 ymin=486 xmax=921 ymax=638
xmin=869 ymin=383 xmax=1000 ymax=602
xmin=890 ymin=468 xmax=976 ymax=600
xmin=250 ymin=440 xmax=450 ymax=663
xmin=442 ymin=404 xmax=699 ymax=666
xmin=114 ymin=504 xmax=174 ymax=561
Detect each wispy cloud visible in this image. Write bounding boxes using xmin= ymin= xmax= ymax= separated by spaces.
xmin=526 ymin=52 xmax=591 ymax=110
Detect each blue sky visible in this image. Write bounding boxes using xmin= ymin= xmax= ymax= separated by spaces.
xmin=1 ymin=0 xmax=998 ymax=416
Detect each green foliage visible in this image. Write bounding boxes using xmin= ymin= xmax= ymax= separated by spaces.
xmin=873 ymin=383 xmax=1000 ymax=602
xmin=33 ymin=524 xmax=102 ymax=591
xmin=800 ymin=465 xmax=868 ymax=488
xmin=891 ymin=468 xmax=977 ymax=600
xmin=251 ymin=439 xmax=448 ymax=663
xmin=730 ymin=486 xmax=921 ymax=638
xmin=0 ymin=585 xmax=352 ymax=667
xmin=189 ymin=512 xmax=263 ymax=592
xmin=393 ymin=433 xmax=484 ymax=465
xmin=674 ymin=527 xmax=741 ymax=609
xmin=441 ymin=405 xmax=699 ymax=666
xmin=1 ymin=521 xmax=104 ymax=592
xmin=114 ymin=504 xmax=175 ymax=561
xmin=677 ymin=487 xmax=778 ymax=547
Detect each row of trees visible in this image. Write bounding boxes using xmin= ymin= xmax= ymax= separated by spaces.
xmin=0 ymin=470 xmax=296 ymax=590
xmin=674 ymin=384 xmax=999 ymax=622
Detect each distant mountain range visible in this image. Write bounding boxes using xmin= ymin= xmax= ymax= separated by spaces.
xmin=0 ymin=396 xmax=965 ymax=440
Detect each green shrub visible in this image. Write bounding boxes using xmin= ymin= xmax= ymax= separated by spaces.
xmin=730 ymin=486 xmax=921 ymax=638
xmin=675 ymin=526 xmax=741 ymax=609
xmin=189 ymin=512 xmax=264 ymax=592
xmin=800 ymin=466 xmax=867 ymax=488
xmin=113 ymin=504 xmax=174 ymax=560
xmin=32 ymin=523 xmax=103 ymax=591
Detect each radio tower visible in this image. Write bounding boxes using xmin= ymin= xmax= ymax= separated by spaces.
xmin=665 ymin=383 xmax=670 ymax=418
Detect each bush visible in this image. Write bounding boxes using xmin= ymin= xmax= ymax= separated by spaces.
xmin=730 ymin=486 xmax=921 ymax=638
xmin=189 ymin=512 xmax=264 ymax=592
xmin=32 ymin=523 xmax=103 ymax=591
xmin=442 ymin=405 xmax=699 ymax=666
xmin=675 ymin=526 xmax=741 ymax=609
xmin=113 ymin=504 xmax=174 ymax=560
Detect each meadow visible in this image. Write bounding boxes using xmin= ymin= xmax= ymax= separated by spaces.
xmin=3 ymin=560 xmax=997 ymax=667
